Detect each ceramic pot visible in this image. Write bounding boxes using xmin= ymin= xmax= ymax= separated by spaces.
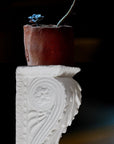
xmin=24 ymin=24 xmax=74 ymax=66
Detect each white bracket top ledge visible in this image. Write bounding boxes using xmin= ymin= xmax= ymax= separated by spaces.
xmin=16 ymin=65 xmax=81 ymax=77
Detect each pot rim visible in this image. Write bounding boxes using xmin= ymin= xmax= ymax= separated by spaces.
xmin=24 ymin=24 xmax=72 ymax=29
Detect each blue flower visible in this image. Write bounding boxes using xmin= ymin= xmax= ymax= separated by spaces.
xmin=28 ymin=14 xmax=44 ymax=24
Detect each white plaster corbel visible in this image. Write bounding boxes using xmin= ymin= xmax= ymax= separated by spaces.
xmin=16 ymin=65 xmax=82 ymax=144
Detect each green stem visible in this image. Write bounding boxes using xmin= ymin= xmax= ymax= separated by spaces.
xmin=57 ymin=0 xmax=76 ymax=27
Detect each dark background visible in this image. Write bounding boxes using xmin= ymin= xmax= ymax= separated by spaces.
xmin=0 ymin=0 xmax=114 ymax=143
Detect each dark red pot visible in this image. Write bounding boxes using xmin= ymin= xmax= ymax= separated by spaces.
xmin=24 ymin=24 xmax=74 ymax=66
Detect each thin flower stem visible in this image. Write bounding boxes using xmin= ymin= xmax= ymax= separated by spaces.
xmin=57 ymin=0 xmax=76 ymax=27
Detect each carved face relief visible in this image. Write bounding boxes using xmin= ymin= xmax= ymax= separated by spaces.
xmin=34 ymin=87 xmax=51 ymax=107
xmin=28 ymin=78 xmax=55 ymax=111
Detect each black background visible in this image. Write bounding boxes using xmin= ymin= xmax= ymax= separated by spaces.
xmin=0 ymin=0 xmax=114 ymax=143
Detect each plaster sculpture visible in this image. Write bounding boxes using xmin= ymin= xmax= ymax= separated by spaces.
xmin=16 ymin=65 xmax=82 ymax=144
